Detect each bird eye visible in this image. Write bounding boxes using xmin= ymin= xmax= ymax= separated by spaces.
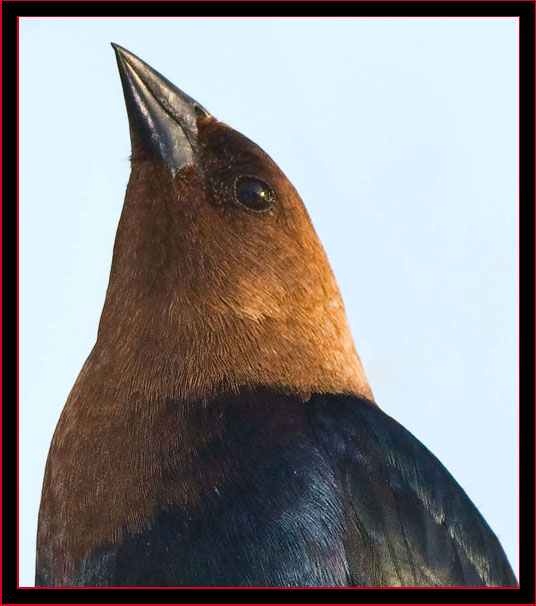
xmin=234 ymin=176 xmax=275 ymax=213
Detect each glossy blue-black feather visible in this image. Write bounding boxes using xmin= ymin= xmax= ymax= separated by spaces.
xmin=39 ymin=391 xmax=516 ymax=587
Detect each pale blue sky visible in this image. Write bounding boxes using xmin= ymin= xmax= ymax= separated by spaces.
xmin=19 ymin=17 xmax=519 ymax=586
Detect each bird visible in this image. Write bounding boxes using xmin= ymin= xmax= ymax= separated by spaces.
xmin=36 ymin=43 xmax=517 ymax=588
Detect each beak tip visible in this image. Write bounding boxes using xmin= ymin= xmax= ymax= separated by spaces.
xmin=111 ymin=43 xmax=130 ymax=62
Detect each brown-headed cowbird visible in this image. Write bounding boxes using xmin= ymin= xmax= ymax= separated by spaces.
xmin=36 ymin=44 xmax=517 ymax=588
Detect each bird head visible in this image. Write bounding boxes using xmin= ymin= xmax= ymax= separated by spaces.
xmin=101 ymin=44 xmax=373 ymax=402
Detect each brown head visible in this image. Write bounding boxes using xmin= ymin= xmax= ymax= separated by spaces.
xmin=95 ymin=44 xmax=373 ymax=403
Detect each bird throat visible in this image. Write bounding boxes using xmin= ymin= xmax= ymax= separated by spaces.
xmin=87 ymin=280 xmax=374 ymax=406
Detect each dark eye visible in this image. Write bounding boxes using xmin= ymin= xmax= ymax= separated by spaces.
xmin=234 ymin=176 xmax=275 ymax=213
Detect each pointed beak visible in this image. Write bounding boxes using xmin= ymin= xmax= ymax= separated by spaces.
xmin=112 ymin=43 xmax=212 ymax=175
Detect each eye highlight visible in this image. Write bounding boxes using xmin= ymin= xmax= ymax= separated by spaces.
xmin=234 ymin=176 xmax=275 ymax=213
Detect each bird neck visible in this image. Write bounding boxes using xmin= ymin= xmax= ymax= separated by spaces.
xmin=87 ymin=277 xmax=373 ymax=405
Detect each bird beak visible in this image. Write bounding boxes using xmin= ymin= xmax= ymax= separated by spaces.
xmin=112 ymin=43 xmax=212 ymax=176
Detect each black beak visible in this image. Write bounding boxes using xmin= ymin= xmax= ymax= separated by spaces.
xmin=112 ymin=43 xmax=212 ymax=175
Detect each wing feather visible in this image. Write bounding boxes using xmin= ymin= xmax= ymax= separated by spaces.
xmin=307 ymin=394 xmax=517 ymax=587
